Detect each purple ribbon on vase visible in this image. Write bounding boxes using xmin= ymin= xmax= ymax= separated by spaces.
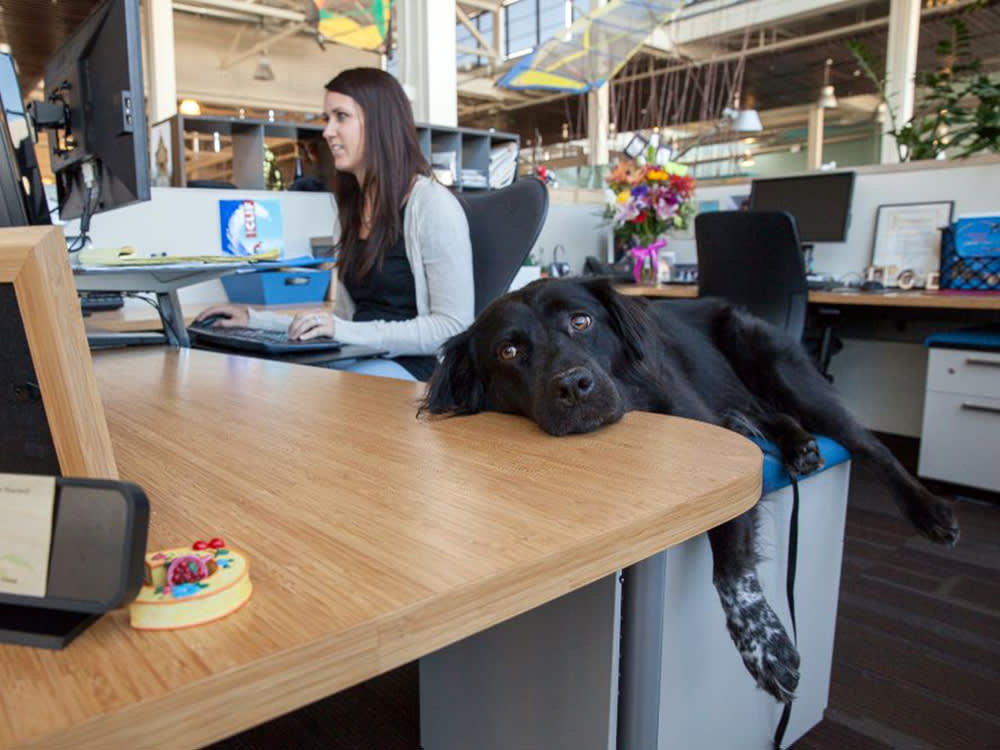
xmin=629 ymin=238 xmax=667 ymax=284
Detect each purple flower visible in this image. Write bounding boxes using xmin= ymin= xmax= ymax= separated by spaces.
xmin=615 ymin=199 xmax=640 ymax=224
xmin=655 ymin=195 xmax=677 ymax=221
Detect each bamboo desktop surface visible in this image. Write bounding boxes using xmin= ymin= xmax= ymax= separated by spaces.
xmin=0 ymin=348 xmax=761 ymax=750
xmin=616 ymin=282 xmax=1000 ymax=310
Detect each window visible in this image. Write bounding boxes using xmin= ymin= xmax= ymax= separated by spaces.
xmin=457 ymin=0 xmax=573 ymax=66
xmin=456 ymin=10 xmax=494 ymax=69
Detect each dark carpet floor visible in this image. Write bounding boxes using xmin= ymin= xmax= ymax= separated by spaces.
xmin=210 ymin=444 xmax=999 ymax=750
xmin=793 ymin=455 xmax=1000 ymax=749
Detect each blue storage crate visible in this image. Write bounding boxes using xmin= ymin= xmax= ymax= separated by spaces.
xmin=939 ymin=216 xmax=1000 ymax=291
xmin=222 ymin=268 xmax=330 ymax=305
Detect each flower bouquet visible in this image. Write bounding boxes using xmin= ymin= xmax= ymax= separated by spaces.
xmin=603 ymin=153 xmax=696 ymax=284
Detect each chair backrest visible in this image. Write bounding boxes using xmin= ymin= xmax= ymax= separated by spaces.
xmin=695 ymin=210 xmax=808 ymax=339
xmin=457 ymin=177 xmax=549 ymax=315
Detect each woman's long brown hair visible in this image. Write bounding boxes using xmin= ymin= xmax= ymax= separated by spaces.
xmin=326 ymin=68 xmax=431 ymax=285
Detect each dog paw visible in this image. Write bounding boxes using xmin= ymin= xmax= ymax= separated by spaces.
xmin=787 ymin=437 xmax=825 ymax=477
xmin=906 ymin=489 xmax=961 ymax=547
xmin=715 ymin=572 xmax=800 ymax=704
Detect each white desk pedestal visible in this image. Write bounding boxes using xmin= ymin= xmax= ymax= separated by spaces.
xmin=421 ymin=461 xmax=850 ymax=750
xmin=619 ymin=461 xmax=850 ymax=749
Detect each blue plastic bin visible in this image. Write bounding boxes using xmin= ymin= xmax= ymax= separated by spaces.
xmin=939 ymin=216 xmax=1000 ymax=291
xmin=222 ymin=268 xmax=330 ymax=305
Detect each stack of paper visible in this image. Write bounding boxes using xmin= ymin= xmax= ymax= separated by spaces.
xmin=461 ymin=169 xmax=488 ymax=189
xmin=489 ymin=142 xmax=518 ymax=189
xmin=431 ymin=151 xmax=458 ymax=187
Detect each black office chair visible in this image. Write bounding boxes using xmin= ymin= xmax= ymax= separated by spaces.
xmin=695 ymin=210 xmax=808 ymax=340
xmin=457 ymin=177 xmax=549 ymax=315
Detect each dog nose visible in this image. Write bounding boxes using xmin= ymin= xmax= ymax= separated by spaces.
xmin=553 ymin=367 xmax=595 ymax=406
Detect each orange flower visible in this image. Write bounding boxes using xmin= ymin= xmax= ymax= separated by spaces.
xmin=606 ymin=160 xmax=635 ymax=186
xmin=628 ymin=166 xmax=650 ymax=186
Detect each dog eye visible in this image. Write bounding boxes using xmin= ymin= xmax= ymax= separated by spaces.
xmin=570 ymin=313 xmax=593 ymax=331
xmin=498 ymin=344 xmax=518 ymax=360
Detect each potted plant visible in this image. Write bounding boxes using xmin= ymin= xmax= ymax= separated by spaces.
xmin=849 ymin=9 xmax=999 ymax=161
xmin=603 ymin=148 xmax=696 ymax=285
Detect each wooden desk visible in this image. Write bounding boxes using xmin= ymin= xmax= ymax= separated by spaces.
xmin=85 ymin=300 xmax=337 ymax=334
xmin=1 ymin=348 xmax=761 ymax=750
xmin=617 ymin=283 xmax=697 ymax=299
xmin=616 ymin=283 xmax=1000 ymax=311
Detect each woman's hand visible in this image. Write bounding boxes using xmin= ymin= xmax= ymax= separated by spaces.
xmin=194 ymin=304 xmax=250 ymax=327
xmin=288 ymin=311 xmax=336 ymax=341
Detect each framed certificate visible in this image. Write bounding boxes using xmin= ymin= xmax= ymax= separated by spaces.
xmin=871 ymin=201 xmax=954 ymax=286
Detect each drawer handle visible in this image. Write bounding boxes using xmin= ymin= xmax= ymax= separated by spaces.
xmin=961 ymin=402 xmax=1000 ymax=415
xmin=965 ymin=357 xmax=1000 ymax=368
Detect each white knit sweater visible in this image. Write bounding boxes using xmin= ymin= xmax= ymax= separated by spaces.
xmin=247 ymin=175 xmax=474 ymax=357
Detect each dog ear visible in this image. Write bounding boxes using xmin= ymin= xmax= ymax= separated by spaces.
xmin=419 ymin=328 xmax=488 ymax=416
xmin=582 ymin=277 xmax=650 ymax=362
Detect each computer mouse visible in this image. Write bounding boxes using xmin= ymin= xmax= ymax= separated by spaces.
xmin=196 ymin=313 xmax=229 ymax=327
xmin=860 ymin=280 xmax=885 ymax=293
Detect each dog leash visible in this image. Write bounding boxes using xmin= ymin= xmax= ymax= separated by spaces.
xmin=773 ymin=473 xmax=800 ymax=750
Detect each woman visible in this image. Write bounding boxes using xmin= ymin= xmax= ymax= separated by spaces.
xmin=195 ymin=67 xmax=474 ymax=381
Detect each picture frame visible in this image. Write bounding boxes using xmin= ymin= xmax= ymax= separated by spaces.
xmin=871 ymin=201 xmax=954 ymax=287
xmin=0 ymin=226 xmax=118 ymax=478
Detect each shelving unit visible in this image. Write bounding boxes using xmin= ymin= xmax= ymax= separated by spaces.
xmin=152 ymin=114 xmax=519 ymax=192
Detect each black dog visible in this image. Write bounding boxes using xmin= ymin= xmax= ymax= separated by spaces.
xmin=419 ymin=277 xmax=959 ymax=703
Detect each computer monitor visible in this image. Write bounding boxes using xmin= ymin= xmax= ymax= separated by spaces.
xmin=748 ymin=172 xmax=855 ymax=244
xmin=29 ymin=0 xmax=150 ymax=235
xmin=0 ymin=53 xmax=49 ymax=227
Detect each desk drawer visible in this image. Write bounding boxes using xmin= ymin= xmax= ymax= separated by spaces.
xmin=918 ymin=391 xmax=1000 ymax=492
xmin=926 ymin=348 xmax=1000 ymax=399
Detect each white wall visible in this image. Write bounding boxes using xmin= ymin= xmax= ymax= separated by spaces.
xmin=65 ymin=186 xmax=337 ymax=310
xmin=531 ymin=198 xmax=611 ymax=273
xmin=686 ymin=154 xmax=1000 ymax=280
xmin=508 ymin=155 xmax=1000 ymax=280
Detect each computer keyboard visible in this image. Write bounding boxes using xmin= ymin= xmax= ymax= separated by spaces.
xmin=79 ymin=291 xmax=125 ymax=314
xmin=806 ymin=278 xmax=839 ymax=291
xmin=187 ymin=324 xmax=342 ymax=354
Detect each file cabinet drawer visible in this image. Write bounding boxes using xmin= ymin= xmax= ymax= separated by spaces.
xmin=925 ymin=348 xmax=1000 ymax=399
xmin=918 ymin=391 xmax=1000 ymax=492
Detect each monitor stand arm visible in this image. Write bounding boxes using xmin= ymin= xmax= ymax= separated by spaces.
xmin=157 ymin=290 xmax=190 ymax=347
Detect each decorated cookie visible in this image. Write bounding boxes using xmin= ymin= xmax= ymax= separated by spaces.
xmin=129 ymin=537 xmax=252 ymax=630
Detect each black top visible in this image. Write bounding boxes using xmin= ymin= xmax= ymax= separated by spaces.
xmin=343 ymin=219 xmax=436 ymax=381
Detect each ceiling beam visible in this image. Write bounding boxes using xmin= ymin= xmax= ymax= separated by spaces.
xmin=457 ymin=0 xmax=502 ymax=13
xmin=647 ymin=0 xmax=869 ymax=53
xmin=181 ymin=0 xmax=305 ymax=23
xmin=617 ymin=0 xmax=984 ymax=88
xmin=456 ymin=5 xmax=499 ymax=59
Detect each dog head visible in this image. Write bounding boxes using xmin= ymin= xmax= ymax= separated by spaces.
xmin=421 ymin=277 xmax=655 ymax=436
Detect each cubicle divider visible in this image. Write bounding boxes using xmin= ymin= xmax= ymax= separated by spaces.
xmin=62 ymin=187 xmax=338 ymax=312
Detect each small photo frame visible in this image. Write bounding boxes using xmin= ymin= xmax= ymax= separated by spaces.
xmin=623 ymin=133 xmax=649 ymax=159
xmin=0 ymin=227 xmax=118 ymax=478
xmin=871 ymin=201 xmax=954 ymax=287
